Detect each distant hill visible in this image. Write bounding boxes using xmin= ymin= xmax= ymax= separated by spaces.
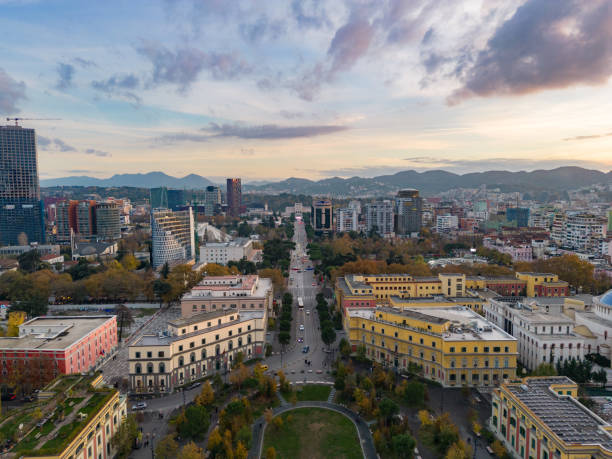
xmin=244 ymin=167 xmax=612 ymax=196
xmin=41 ymin=167 xmax=612 ymax=196
xmin=41 ymin=172 xmax=213 ymax=189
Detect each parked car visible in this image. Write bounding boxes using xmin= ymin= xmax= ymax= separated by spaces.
xmin=299 ymin=324 xmax=304 ymax=331
xmin=302 ymin=346 xmax=310 ymax=353
xmin=189 ymin=382 xmax=201 ymax=390
xmin=132 ymin=402 xmax=147 ymax=411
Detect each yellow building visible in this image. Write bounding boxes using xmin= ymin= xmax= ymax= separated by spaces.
xmin=388 ymin=295 xmax=486 ymax=314
xmin=11 ymin=374 xmax=127 ymax=459
xmin=347 ymin=306 xmax=517 ymax=387
xmin=491 ymin=377 xmax=612 ymax=459
xmin=516 ymin=272 xmax=569 ymax=297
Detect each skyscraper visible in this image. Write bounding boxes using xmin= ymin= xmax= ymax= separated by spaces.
xmin=395 ymin=189 xmax=422 ymax=237
xmin=365 ymin=200 xmax=394 ymax=237
xmin=151 ymin=208 xmax=195 ymax=268
xmin=204 ymin=185 xmax=222 ymax=216
xmin=312 ymin=199 xmax=333 ymax=233
xmin=0 ymin=124 xmax=45 ymax=245
xmin=94 ymin=202 xmax=121 ymax=240
xmin=226 ymin=178 xmax=242 ymax=217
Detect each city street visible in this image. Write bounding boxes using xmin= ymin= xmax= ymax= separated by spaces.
xmin=265 ymin=219 xmax=335 ymax=382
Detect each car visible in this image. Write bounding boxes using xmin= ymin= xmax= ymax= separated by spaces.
xmin=132 ymin=402 xmax=147 ymax=411
xmin=312 ymin=283 xmax=316 ymax=286
xmin=474 ymin=396 xmax=482 ymax=403
xmin=189 ymin=382 xmax=202 ymax=390
xmin=260 ymin=364 xmax=269 ymax=371
xmin=302 ymin=346 xmax=309 ymax=353
xmin=306 ymin=310 xmax=310 ymax=315
xmin=297 ymin=337 xmax=304 ymax=343
xmin=299 ymin=324 xmax=304 ymax=331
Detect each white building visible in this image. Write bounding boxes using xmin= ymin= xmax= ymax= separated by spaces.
xmin=484 ymin=298 xmax=585 ymax=371
xmin=435 ymin=215 xmax=459 ymax=233
xmin=365 ymin=200 xmax=394 ymax=237
xmin=574 ymin=290 xmax=612 ymax=358
xmin=336 ymin=207 xmax=359 ymax=233
xmin=553 ymin=212 xmax=608 ymax=254
xmin=199 ymin=238 xmax=254 ymax=265
xmin=151 ymin=208 xmax=195 ymax=268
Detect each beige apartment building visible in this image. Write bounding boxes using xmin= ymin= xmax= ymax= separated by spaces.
xmin=128 ymin=309 xmax=266 ymax=392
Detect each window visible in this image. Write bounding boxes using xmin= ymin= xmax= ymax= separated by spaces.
xmin=182 ymin=328 xmax=186 ymax=334
xmin=178 ymin=345 xmax=183 ymax=351
xmin=179 ymin=357 xmax=184 ymax=366
xmin=147 ymin=363 xmax=153 ymax=374
xmin=158 ymin=351 xmax=164 ymax=358
xmin=190 ymin=342 xmax=194 ymax=348
xmin=461 ymin=347 xmax=467 ymax=352
xmin=190 ymin=352 xmax=196 ymax=363
xmin=135 ymin=352 xmax=141 ymax=359
xmin=216 ymin=334 xmax=220 ymax=341
xmin=147 ymin=351 xmax=152 ymax=358
xmin=484 ymin=347 xmax=489 ymax=353
xmin=450 ymin=347 xmax=455 ymax=353
xmin=159 ymin=363 xmax=165 ymax=373
xmin=135 ymin=364 xmax=141 ymax=374
xmin=201 ymin=338 xmax=206 ymax=345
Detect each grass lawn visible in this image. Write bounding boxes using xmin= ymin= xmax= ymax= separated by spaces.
xmin=263 ymin=407 xmax=362 ymax=459
xmin=294 ymin=385 xmax=331 ymax=401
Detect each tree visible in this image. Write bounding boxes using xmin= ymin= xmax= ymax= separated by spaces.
xmin=272 ymin=416 xmax=283 ymax=430
xmin=207 ymin=428 xmax=223 ymax=456
xmin=115 ymin=304 xmax=134 ymax=342
xmin=12 ymin=289 xmax=48 ymax=317
xmin=120 ymin=254 xmax=139 ymax=271
xmin=532 ymin=363 xmax=557 ymax=376
xmin=594 ymin=368 xmax=608 ymax=388
xmin=404 ymin=381 xmax=426 ymax=407
xmin=278 ymin=331 xmax=291 ymax=345
xmin=491 ymin=440 xmax=507 ymax=458
xmin=264 ymin=408 xmax=274 ymax=424
xmin=339 ymin=338 xmax=351 ymax=358
xmin=155 ymin=434 xmax=179 ymax=459
xmin=446 ymin=441 xmax=470 ymax=459
xmin=177 ymin=405 xmax=210 ymax=441
xmin=153 ymin=279 xmax=172 ymax=307
xmin=180 ymin=441 xmax=205 ymax=459
xmin=321 ymin=326 xmax=336 ymax=348
xmin=229 ymin=363 xmax=250 ymax=390
xmin=18 ymin=250 xmax=42 ymax=273
xmin=160 ymin=262 xmax=170 ymax=279
xmin=378 ymin=398 xmax=399 ymax=426
xmin=265 ymin=446 xmax=277 ymax=459
xmin=235 ymin=441 xmax=248 ymax=459
xmin=111 ymin=414 xmax=139 ymax=459
xmin=392 ymin=434 xmax=416 ymax=459
xmin=195 ymin=381 xmax=215 ymax=407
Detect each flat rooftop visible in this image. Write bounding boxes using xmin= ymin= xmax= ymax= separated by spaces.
xmin=506 ymin=377 xmax=612 ymax=451
xmin=0 ymin=316 xmax=114 ymax=351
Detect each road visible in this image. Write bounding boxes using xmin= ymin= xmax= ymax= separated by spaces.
xmin=265 ymin=220 xmax=334 ymax=382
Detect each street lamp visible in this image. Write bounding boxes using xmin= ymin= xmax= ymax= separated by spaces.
xmin=151 ymin=432 xmax=156 ymax=459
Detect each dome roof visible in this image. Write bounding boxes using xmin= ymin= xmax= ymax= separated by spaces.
xmin=600 ymin=290 xmax=612 ymax=307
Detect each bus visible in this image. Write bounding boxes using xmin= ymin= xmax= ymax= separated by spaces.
xmin=297 ymin=297 xmax=304 ymax=309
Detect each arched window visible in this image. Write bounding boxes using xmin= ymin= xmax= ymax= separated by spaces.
xmin=159 ymin=363 xmax=165 ymax=373
xmin=248 ymin=335 xmax=252 ymax=344
xmin=190 ymin=352 xmax=196 ymax=363
xmin=135 ymin=364 xmax=142 ymax=374
xmin=215 ymin=344 xmax=220 ymax=356
xmin=202 ymin=349 xmax=207 ymax=359
xmin=229 ymin=341 xmax=233 ymax=350
xmin=147 ymin=363 xmax=154 ymax=374
xmin=238 ymin=337 xmax=243 ymax=347
xmin=179 ymin=356 xmax=184 ymax=366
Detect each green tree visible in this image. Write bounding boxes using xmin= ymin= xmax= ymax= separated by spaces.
xmin=532 ymin=363 xmax=557 ymax=376
xmin=177 ymin=405 xmax=210 ymax=441
xmin=115 ymin=304 xmax=134 ymax=342
xmin=111 ymin=414 xmax=139 ymax=459
xmin=378 ymin=397 xmax=399 ymax=426
xmin=153 ymin=279 xmax=172 ymax=307
xmin=404 ymin=381 xmax=426 ymax=407
xmin=18 ymin=250 xmax=43 ymax=273
xmin=12 ymin=289 xmax=48 ymax=317
xmin=339 ymin=338 xmax=351 ymax=358
xmin=321 ymin=326 xmax=336 ymax=348
xmin=392 ymin=434 xmax=416 ymax=458
xmin=160 ymin=262 xmax=170 ymax=279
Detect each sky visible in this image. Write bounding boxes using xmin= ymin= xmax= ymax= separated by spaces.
xmin=1 ymin=0 xmax=612 ymax=182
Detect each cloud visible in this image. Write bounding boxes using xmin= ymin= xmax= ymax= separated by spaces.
xmin=55 ymin=62 xmax=75 ymax=90
xmin=38 ymin=136 xmax=77 ymax=152
xmin=563 ymin=131 xmax=612 ymax=141
xmin=311 ymin=165 xmax=409 ymax=178
xmin=205 ymin=122 xmax=348 ymax=139
xmin=85 ymin=148 xmax=111 ymax=157
xmin=239 ymin=16 xmax=286 ymax=43
xmin=0 ymin=67 xmax=26 ymax=114
xmin=136 ymin=42 xmax=251 ymax=91
xmin=291 ymin=0 xmax=331 ymax=29
xmin=66 ymin=169 xmax=96 ymax=174
xmin=448 ymin=0 xmax=612 ymax=105
xmin=91 ymin=73 xmax=141 ymax=104
xmin=73 ymin=57 xmax=97 ymax=68
xmin=279 ymin=110 xmax=305 ymax=119
xmin=155 ymin=122 xmax=348 ymax=144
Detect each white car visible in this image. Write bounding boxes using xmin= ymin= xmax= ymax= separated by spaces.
xmin=299 ymin=324 xmax=304 ymax=331
xmin=306 ymin=310 xmax=310 ymax=315
xmin=132 ymin=402 xmax=147 ymax=411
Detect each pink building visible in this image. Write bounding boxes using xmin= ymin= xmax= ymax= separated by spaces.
xmin=0 ymin=315 xmax=117 ymax=376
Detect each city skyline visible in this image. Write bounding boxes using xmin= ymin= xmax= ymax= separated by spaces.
xmin=2 ymin=0 xmax=612 ymax=180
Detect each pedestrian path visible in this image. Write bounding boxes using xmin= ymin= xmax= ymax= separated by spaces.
xmin=277 ymin=392 xmax=289 ymax=406
xmin=327 ymin=387 xmax=336 ymax=403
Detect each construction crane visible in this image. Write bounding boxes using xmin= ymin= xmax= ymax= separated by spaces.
xmin=5 ymin=117 xmax=61 ymax=126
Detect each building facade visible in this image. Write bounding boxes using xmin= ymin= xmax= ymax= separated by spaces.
xmin=199 ymin=238 xmax=254 ymax=265
xmin=226 ymin=178 xmax=242 ymax=217
xmin=347 ymin=307 xmax=517 ymax=387
xmin=151 ymin=208 xmax=195 ymax=268
xmin=491 ymin=377 xmax=612 ymax=459
xmin=335 ymin=207 xmax=359 ymax=233
xmin=436 ymin=214 xmax=459 ymax=233
xmin=180 ymin=275 xmax=274 ymax=318
xmin=395 ymin=189 xmax=422 ymax=237
xmin=365 ymin=200 xmax=394 ymax=237
xmin=0 ymin=124 xmax=45 ymax=245
xmin=312 ymin=199 xmax=333 ymax=233
xmin=0 ymin=316 xmax=117 ymax=376
xmin=129 ymin=309 xmax=266 ymax=392
xmin=204 ymin=185 xmax=222 ymax=216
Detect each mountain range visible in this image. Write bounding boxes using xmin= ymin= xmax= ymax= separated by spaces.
xmin=41 ymin=167 xmax=612 ymax=196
